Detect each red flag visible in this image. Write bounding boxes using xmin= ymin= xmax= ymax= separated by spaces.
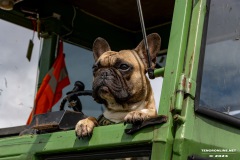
xmin=27 ymin=40 xmax=70 ymax=124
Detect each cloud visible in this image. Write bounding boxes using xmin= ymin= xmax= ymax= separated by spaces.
xmin=0 ymin=19 xmax=40 ymax=128
xmin=200 ymin=39 xmax=240 ymax=114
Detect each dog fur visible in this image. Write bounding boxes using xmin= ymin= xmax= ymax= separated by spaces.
xmin=75 ymin=33 xmax=161 ymax=137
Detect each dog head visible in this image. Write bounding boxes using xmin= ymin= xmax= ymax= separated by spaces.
xmin=92 ymin=33 xmax=161 ymax=110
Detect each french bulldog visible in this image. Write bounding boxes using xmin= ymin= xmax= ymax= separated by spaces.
xmin=75 ymin=33 xmax=161 ymax=137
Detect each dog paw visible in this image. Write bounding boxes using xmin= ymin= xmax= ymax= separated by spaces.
xmin=75 ymin=117 xmax=98 ymax=138
xmin=124 ymin=111 xmax=149 ymax=124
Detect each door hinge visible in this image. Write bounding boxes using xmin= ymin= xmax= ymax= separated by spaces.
xmin=174 ymin=74 xmax=196 ymax=112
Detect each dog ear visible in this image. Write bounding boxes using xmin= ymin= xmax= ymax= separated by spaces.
xmin=135 ymin=33 xmax=161 ymax=70
xmin=93 ymin=37 xmax=111 ymax=61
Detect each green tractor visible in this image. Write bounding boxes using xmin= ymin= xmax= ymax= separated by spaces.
xmin=0 ymin=0 xmax=239 ymax=159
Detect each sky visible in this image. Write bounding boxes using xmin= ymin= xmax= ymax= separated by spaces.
xmin=0 ymin=19 xmax=41 ymax=128
xmin=199 ymin=0 xmax=240 ymax=118
xmin=0 ymin=19 xmax=163 ymax=129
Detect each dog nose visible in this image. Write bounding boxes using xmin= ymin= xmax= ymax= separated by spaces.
xmin=100 ymin=69 xmax=113 ymax=80
xmin=101 ymin=72 xmax=108 ymax=79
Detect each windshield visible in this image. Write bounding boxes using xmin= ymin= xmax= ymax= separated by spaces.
xmin=0 ymin=19 xmax=40 ymax=128
xmin=52 ymin=42 xmax=163 ymax=117
xmin=52 ymin=42 xmax=102 ymax=117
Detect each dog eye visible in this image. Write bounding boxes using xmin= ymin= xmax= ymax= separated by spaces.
xmin=119 ymin=64 xmax=130 ymax=70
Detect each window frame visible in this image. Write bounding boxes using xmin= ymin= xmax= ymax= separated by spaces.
xmin=195 ymin=0 xmax=240 ymax=128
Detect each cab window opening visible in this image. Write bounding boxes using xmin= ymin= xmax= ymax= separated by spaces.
xmin=0 ymin=19 xmax=40 ymax=128
xmin=195 ymin=0 xmax=240 ymax=127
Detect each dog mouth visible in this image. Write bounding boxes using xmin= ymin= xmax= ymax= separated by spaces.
xmin=98 ymin=86 xmax=110 ymax=94
xmin=92 ymin=69 xmax=130 ymax=104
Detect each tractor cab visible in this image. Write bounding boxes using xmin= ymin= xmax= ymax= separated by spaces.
xmin=0 ymin=0 xmax=240 ymax=160
xmin=0 ymin=0 xmax=170 ymax=132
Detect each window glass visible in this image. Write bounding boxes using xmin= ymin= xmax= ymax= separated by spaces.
xmin=52 ymin=43 xmax=165 ymax=118
xmin=51 ymin=40 xmax=165 ymax=122
xmin=0 ymin=20 xmax=40 ymax=128
xmin=198 ymin=0 xmax=240 ymax=118
xmin=52 ymin=43 xmax=163 ymax=117
xmin=52 ymin=43 xmax=102 ymax=117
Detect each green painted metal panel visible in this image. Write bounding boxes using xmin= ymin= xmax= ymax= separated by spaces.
xmin=0 ymin=124 xmax=157 ymax=159
xmin=156 ymin=0 xmax=192 ymax=115
xmin=172 ymin=0 xmax=208 ymax=159
xmin=174 ymin=100 xmax=240 ymax=160
xmin=151 ymin=0 xmax=193 ymax=159
xmin=37 ymin=35 xmax=58 ymax=89
xmin=173 ymin=0 xmax=240 ymax=159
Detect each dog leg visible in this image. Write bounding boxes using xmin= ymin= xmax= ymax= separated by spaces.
xmin=75 ymin=117 xmax=98 ymax=138
xmin=124 ymin=109 xmax=156 ymax=124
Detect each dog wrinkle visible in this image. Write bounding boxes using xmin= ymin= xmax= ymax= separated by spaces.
xmin=99 ymin=51 xmax=117 ymax=67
